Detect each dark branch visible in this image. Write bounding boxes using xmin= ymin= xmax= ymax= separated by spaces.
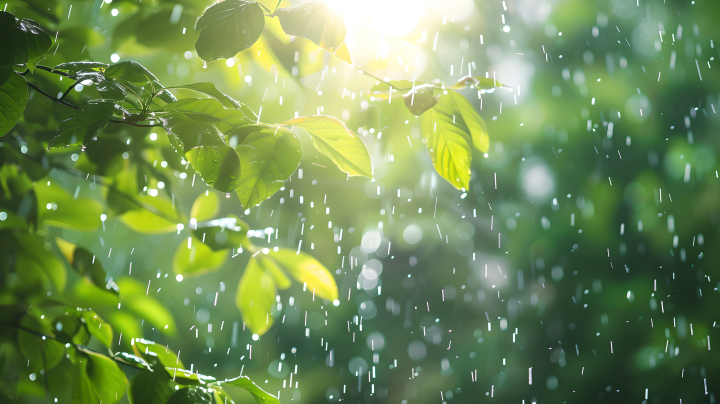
xmin=26 ymin=82 xmax=79 ymax=110
xmin=60 ymin=79 xmax=82 ymax=101
xmin=108 ymin=119 xmax=164 ymax=128
xmin=35 ymin=65 xmax=76 ymax=78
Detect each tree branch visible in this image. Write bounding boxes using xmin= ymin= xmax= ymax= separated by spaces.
xmin=60 ymin=79 xmax=82 ymax=101
xmin=26 ymin=82 xmax=79 ymax=110
xmin=34 ymin=65 xmax=76 ymax=78
xmin=358 ymin=70 xmax=411 ymax=91
xmin=108 ymin=119 xmax=163 ymax=128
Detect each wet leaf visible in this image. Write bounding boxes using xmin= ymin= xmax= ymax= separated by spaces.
xmin=285 ymin=115 xmax=372 ymax=178
xmin=104 ymin=60 xmax=158 ymax=85
xmin=132 ymin=338 xmax=185 ymax=369
xmin=81 ymin=310 xmax=113 ymax=348
xmin=403 ymin=84 xmax=438 ymax=116
xmin=186 ymin=145 xmax=242 ymax=193
xmin=233 ymin=124 xmax=301 ymax=208
xmin=128 ymin=369 xmax=175 ymax=404
xmin=217 ymin=376 xmax=280 ymax=404
xmin=191 ymin=192 xmax=220 ymax=222
xmin=0 ymin=11 xmax=52 ymax=66
xmin=50 ymin=100 xmax=119 ymax=147
xmin=0 ymin=71 xmax=28 ymax=136
xmin=195 ymin=0 xmax=265 ymax=62
xmin=447 ymin=75 xmax=508 ymax=91
xmin=173 ymin=236 xmax=228 ymax=276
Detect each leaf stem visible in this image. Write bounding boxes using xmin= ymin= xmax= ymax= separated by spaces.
xmin=60 ymin=79 xmax=81 ymax=101
xmin=358 ymin=70 xmax=411 ymax=91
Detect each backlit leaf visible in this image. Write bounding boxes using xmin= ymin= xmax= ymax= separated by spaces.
xmin=132 ymin=338 xmax=185 ymax=369
xmin=120 ymin=196 xmax=180 ymax=234
xmin=34 ymin=181 xmax=103 ymax=231
xmin=402 ymin=84 xmax=438 ymax=116
xmin=191 ymin=192 xmax=220 ymax=222
xmin=236 ymin=256 xmax=276 ymax=335
xmin=81 ymin=311 xmax=113 ymax=347
xmin=173 ymin=236 xmax=228 ymax=276
xmin=233 ymin=125 xmax=301 ymax=208
xmin=269 ymin=249 xmax=337 ymax=300
xmin=274 ymin=3 xmax=346 ymax=50
xmin=285 ymin=115 xmax=372 ymax=178
xmin=104 ymin=60 xmax=158 ymax=84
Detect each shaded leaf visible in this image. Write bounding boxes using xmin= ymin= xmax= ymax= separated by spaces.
xmin=233 ymin=125 xmax=301 ymax=208
xmin=18 ymin=328 xmax=65 ymax=372
xmin=195 ymin=0 xmax=265 ymax=62
xmin=166 ymin=386 xmax=214 ymax=404
xmin=191 ymin=192 xmax=220 ymax=222
xmin=403 ymin=84 xmax=438 ymax=116
xmin=173 ymin=236 xmax=228 ymax=276
xmin=16 ymin=233 xmax=66 ymax=290
xmin=168 ymin=121 xmax=226 ymax=154
xmin=356 ymin=105 xmax=378 ymax=129
xmin=217 ymin=376 xmax=280 ymax=404
xmin=104 ymin=60 xmax=158 ymax=84
xmin=128 ymin=369 xmax=175 ymax=404
xmin=0 ymin=11 xmax=52 ymax=66
xmin=72 ymin=247 xmax=110 ymax=291
xmin=447 ymin=75 xmax=508 ymax=91
xmin=236 ymin=255 xmax=276 ymax=335
xmin=285 ymin=115 xmax=372 ymax=178
xmin=269 ymin=249 xmax=337 ymax=300
xmin=0 ymin=72 xmax=28 ymax=136
xmin=274 ymin=3 xmax=346 ymax=50
xmin=186 ymin=145 xmax=242 ymax=193
xmin=50 ymin=100 xmax=119 ymax=147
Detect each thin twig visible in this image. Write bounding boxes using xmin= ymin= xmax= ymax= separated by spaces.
xmin=34 ymin=65 xmax=76 ymax=78
xmin=26 ymin=82 xmax=79 ymax=110
xmin=359 ymin=70 xmax=411 ymax=91
xmin=60 ymin=79 xmax=81 ymax=100
xmin=108 ymin=119 xmax=163 ymax=128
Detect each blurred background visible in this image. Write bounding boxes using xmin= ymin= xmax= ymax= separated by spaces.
xmin=6 ymin=0 xmax=720 ymax=402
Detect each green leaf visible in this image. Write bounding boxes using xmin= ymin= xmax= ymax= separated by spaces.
xmin=0 ymin=71 xmax=28 ymax=136
xmin=34 ymin=181 xmax=103 ymax=231
xmin=185 ymin=145 xmax=242 ymax=193
xmin=18 ymin=328 xmax=65 ymax=372
xmin=236 ymin=255 xmax=276 ymax=335
xmin=81 ymin=311 xmax=113 ymax=347
xmin=285 ymin=115 xmax=372 ymax=178
xmin=84 ymin=350 xmax=129 ymax=404
xmin=233 ymin=125 xmax=301 ymax=208
xmin=163 ymin=98 xmax=255 ymax=132
xmin=269 ymin=249 xmax=337 ymax=300
xmin=53 ymin=61 xmax=108 ymax=74
xmin=73 ymin=247 xmax=110 ymax=291
xmin=274 ymin=2 xmax=346 ymax=50
xmin=192 ymin=217 xmax=250 ymax=251
xmin=195 ymin=0 xmax=265 ymax=63
xmin=191 ymin=192 xmax=220 ymax=222
xmin=166 ymin=387 xmax=214 ymax=404
xmin=115 ymin=277 xmax=177 ymax=335
xmin=173 ymin=236 xmax=228 ymax=276
xmin=447 ymin=75 xmax=508 ymax=91
xmin=403 ymin=84 xmax=438 ymax=116
xmin=0 ymin=65 xmax=12 ymax=87
xmin=131 ymin=338 xmax=185 ymax=369
xmin=16 ymin=233 xmax=66 ymax=290
xmin=217 ymin=376 xmax=280 ymax=404
xmin=166 ymin=368 xmax=216 ymax=386
xmin=104 ymin=60 xmax=158 ymax=84
xmin=120 ymin=196 xmax=180 ymax=234
xmin=167 ymin=121 xmax=226 ymax=154
xmin=50 ymin=100 xmax=119 ymax=147
xmin=420 ymin=92 xmax=486 ymax=190
xmin=165 ymin=82 xmax=247 ymax=110
xmin=258 ymin=255 xmax=291 ymax=290
xmin=0 ymin=11 xmax=52 ymax=66
xmin=128 ymin=369 xmax=175 ymax=404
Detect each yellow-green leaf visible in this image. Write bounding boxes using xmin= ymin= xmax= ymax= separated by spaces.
xmin=236 ymin=256 xmax=276 ymax=335
xmin=173 ymin=237 xmax=227 ymax=276
xmin=269 ymin=249 xmax=337 ymax=300
xmin=35 ymin=181 xmax=103 ymax=231
xmin=132 ymin=338 xmax=184 ymax=369
xmin=285 ymin=115 xmax=372 ymax=178
xmin=233 ymin=125 xmax=301 ymax=208
xmin=120 ymin=196 xmax=180 ymax=234
xmin=191 ymin=192 xmax=220 ymax=222
xmin=82 ymin=311 xmax=113 ymax=348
